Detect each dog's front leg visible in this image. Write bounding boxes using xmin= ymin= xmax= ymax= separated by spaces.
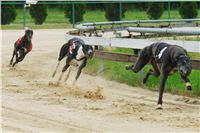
xmin=57 ymin=64 xmax=70 ymax=84
xmin=181 ymin=74 xmax=192 ymax=91
xmin=63 ymin=67 xmax=72 ymax=83
xmin=143 ymin=69 xmax=153 ymax=84
xmin=157 ymin=65 xmax=169 ymax=110
xmin=75 ymin=59 xmax=87 ymax=82
xmin=157 ymin=75 xmax=168 ymax=109
xmin=125 ymin=64 xmax=134 ymax=70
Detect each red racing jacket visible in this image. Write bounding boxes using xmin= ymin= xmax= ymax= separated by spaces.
xmin=17 ymin=36 xmax=32 ymax=52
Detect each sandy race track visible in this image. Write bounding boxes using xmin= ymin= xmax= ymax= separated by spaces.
xmin=1 ymin=29 xmax=200 ymax=132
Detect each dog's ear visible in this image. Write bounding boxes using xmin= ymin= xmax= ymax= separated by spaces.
xmin=175 ymin=54 xmax=187 ymax=64
xmin=30 ymin=30 xmax=33 ymax=35
xmin=175 ymin=54 xmax=183 ymax=61
xmin=173 ymin=54 xmax=181 ymax=65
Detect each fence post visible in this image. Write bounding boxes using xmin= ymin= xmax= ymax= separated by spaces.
xmin=168 ymin=2 xmax=171 ymax=19
xmin=72 ymin=3 xmax=75 ymax=28
xmin=97 ymin=46 xmax=104 ymax=75
xmin=23 ymin=4 xmax=26 ymax=28
xmin=119 ymin=2 xmax=122 ymax=21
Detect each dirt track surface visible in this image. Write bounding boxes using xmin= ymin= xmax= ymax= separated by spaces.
xmin=2 ymin=29 xmax=200 ymax=132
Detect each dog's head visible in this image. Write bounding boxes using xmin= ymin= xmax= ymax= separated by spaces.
xmin=25 ymin=29 xmax=33 ymax=41
xmin=82 ymin=45 xmax=94 ymax=59
xmin=176 ymin=54 xmax=192 ymax=76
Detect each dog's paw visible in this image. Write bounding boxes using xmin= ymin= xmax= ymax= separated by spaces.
xmin=125 ymin=65 xmax=132 ymax=70
xmin=187 ymin=86 xmax=192 ymax=91
xmin=186 ymin=82 xmax=192 ymax=91
xmin=156 ymin=104 xmax=162 ymax=110
xmin=143 ymin=78 xmax=147 ymax=84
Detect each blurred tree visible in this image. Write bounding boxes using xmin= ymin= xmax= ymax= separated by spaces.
xmin=86 ymin=4 xmax=104 ymax=10
xmin=179 ymin=2 xmax=198 ymax=19
xmin=133 ymin=3 xmax=148 ymax=10
xmin=1 ymin=4 xmax=17 ymax=25
xmin=65 ymin=4 xmax=86 ymax=24
xmin=105 ymin=3 xmax=128 ymax=21
xmin=30 ymin=4 xmax=48 ymax=24
xmin=147 ymin=3 xmax=164 ymax=19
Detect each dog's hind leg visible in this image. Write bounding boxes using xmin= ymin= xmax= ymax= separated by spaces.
xmin=57 ymin=57 xmax=72 ymax=84
xmin=143 ymin=60 xmax=160 ymax=83
xmin=9 ymin=49 xmax=16 ymax=66
xmin=12 ymin=52 xmax=27 ymax=67
xmin=125 ymin=57 xmax=150 ymax=73
xmin=143 ymin=69 xmax=153 ymax=84
xmin=17 ymin=52 xmax=27 ymax=62
xmin=63 ymin=67 xmax=72 ymax=83
xmin=132 ymin=57 xmax=151 ymax=73
xmin=54 ymin=43 xmax=70 ymax=79
xmin=125 ymin=46 xmax=152 ymax=73
xmin=52 ymin=61 xmax=60 ymax=78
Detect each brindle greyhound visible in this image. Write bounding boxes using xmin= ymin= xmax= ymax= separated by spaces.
xmin=126 ymin=42 xmax=192 ymax=109
xmin=9 ymin=29 xmax=33 ymax=67
xmin=52 ymin=37 xmax=93 ymax=84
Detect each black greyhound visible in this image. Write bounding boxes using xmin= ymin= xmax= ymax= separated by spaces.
xmin=52 ymin=37 xmax=93 ymax=84
xmin=9 ymin=29 xmax=33 ymax=67
xmin=126 ymin=42 xmax=192 ymax=109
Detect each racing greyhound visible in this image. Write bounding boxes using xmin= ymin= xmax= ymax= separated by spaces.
xmin=9 ymin=29 xmax=33 ymax=67
xmin=126 ymin=42 xmax=192 ymax=109
xmin=52 ymin=37 xmax=93 ymax=84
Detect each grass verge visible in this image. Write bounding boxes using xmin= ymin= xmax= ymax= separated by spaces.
xmin=84 ymin=57 xmax=200 ymax=97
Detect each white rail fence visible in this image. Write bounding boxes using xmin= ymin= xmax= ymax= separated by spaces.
xmin=66 ymin=34 xmax=200 ymax=53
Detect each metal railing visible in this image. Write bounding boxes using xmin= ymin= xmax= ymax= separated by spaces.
xmin=81 ymin=18 xmax=200 ymax=27
xmin=127 ymin=27 xmax=200 ymax=35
